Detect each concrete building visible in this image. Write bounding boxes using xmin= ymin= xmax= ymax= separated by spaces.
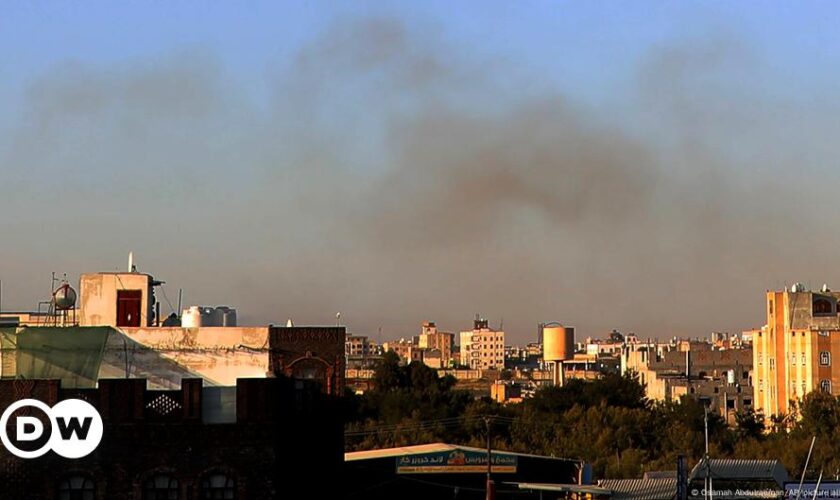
xmin=459 ymin=316 xmax=505 ymax=371
xmin=755 ymin=284 xmax=840 ymax=419
xmin=623 ymin=341 xmax=753 ymax=423
xmin=80 ymin=272 xmax=162 ymax=327
xmin=491 ymin=380 xmax=523 ymax=404
xmin=417 ymin=321 xmax=455 ymax=367
xmin=382 ymin=338 xmax=421 ymax=364
xmin=0 ymin=375 xmax=343 ymax=499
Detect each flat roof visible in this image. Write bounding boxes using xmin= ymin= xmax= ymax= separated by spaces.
xmin=514 ymin=483 xmax=611 ymax=495
xmin=345 ymin=442 xmax=581 ymax=463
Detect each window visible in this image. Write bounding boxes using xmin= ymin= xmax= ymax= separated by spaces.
xmin=143 ymin=475 xmax=179 ymax=500
xmin=201 ymin=474 xmax=235 ymax=500
xmin=821 ymin=379 xmax=832 ymax=393
xmin=820 ymin=351 xmax=831 ymax=366
xmin=758 ymin=353 xmax=763 ymax=365
xmin=814 ymin=298 xmax=833 ymax=315
xmin=802 ymin=354 xmax=806 ymax=366
xmin=744 ymin=398 xmax=752 ymax=406
xmin=58 ymin=476 xmax=95 ymax=500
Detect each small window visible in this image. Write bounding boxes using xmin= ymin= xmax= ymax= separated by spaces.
xmin=201 ymin=474 xmax=235 ymax=500
xmin=802 ymin=354 xmax=807 ymax=366
xmin=744 ymin=398 xmax=752 ymax=406
xmin=820 ymin=351 xmax=831 ymax=366
xmin=143 ymin=474 xmax=179 ymax=500
xmin=821 ymin=379 xmax=832 ymax=393
xmin=58 ymin=476 xmax=95 ymax=500
xmin=714 ymin=387 xmax=719 ymax=394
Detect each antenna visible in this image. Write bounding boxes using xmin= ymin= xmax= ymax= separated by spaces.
xmin=177 ymin=289 xmax=183 ymax=315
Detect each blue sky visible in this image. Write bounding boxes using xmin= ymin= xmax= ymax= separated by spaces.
xmin=2 ymin=2 xmax=840 ymax=340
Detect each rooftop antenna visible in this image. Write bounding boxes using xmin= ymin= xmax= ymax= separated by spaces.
xmin=128 ymin=251 xmax=136 ymax=272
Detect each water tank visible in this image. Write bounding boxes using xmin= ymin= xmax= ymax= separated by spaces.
xmin=204 ymin=307 xmax=223 ymax=326
xmin=53 ymin=284 xmax=77 ymax=310
xmin=219 ymin=307 xmax=237 ymax=327
xmin=182 ymin=306 xmax=203 ymax=328
xmin=543 ymin=324 xmax=575 ymax=362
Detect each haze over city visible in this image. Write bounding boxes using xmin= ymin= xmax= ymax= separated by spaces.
xmin=3 ymin=2 xmax=840 ymax=342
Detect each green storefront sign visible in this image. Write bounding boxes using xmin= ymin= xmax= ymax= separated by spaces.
xmin=396 ymin=449 xmax=518 ymax=474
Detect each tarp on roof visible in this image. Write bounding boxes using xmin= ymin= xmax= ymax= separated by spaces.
xmin=12 ymin=326 xmax=111 ymax=388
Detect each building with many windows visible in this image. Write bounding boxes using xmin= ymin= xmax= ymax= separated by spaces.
xmin=417 ymin=321 xmax=455 ymax=367
xmin=754 ymin=284 xmax=840 ymax=420
xmin=459 ymin=316 xmax=505 ymax=370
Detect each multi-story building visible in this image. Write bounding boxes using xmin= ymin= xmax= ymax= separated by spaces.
xmin=417 ymin=321 xmax=455 ymax=367
xmin=623 ymin=340 xmax=753 ymax=423
xmin=755 ymin=284 xmax=840 ymax=419
xmin=459 ymin=316 xmax=505 ymax=370
xmin=382 ymin=338 xmax=423 ymax=364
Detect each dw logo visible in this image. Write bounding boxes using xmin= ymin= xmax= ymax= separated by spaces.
xmin=0 ymin=399 xmax=103 ymax=459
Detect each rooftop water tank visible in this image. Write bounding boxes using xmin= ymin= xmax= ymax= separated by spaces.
xmin=53 ymin=284 xmax=77 ymax=310
xmin=543 ymin=324 xmax=575 ymax=362
xmin=182 ymin=306 xmax=203 ymax=328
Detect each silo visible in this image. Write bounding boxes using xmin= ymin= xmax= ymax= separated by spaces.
xmin=542 ymin=324 xmax=575 ymax=386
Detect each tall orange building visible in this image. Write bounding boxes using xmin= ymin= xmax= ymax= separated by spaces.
xmin=755 ymin=284 xmax=840 ymax=419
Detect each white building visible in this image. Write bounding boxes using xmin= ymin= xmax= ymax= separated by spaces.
xmin=459 ymin=316 xmax=505 ymax=370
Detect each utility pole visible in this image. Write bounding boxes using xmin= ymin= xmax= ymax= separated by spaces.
xmin=485 ymin=416 xmax=495 ymax=500
xmin=704 ymin=405 xmax=712 ymax=500
xmin=795 ymin=436 xmax=817 ymax=500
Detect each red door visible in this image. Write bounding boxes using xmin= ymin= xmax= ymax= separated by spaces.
xmin=116 ymin=290 xmax=142 ymax=327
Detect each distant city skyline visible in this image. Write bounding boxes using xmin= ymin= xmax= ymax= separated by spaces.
xmin=4 ymin=2 xmax=840 ymax=342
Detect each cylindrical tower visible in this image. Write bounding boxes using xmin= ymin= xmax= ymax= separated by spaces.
xmin=542 ymin=324 xmax=575 ymax=386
